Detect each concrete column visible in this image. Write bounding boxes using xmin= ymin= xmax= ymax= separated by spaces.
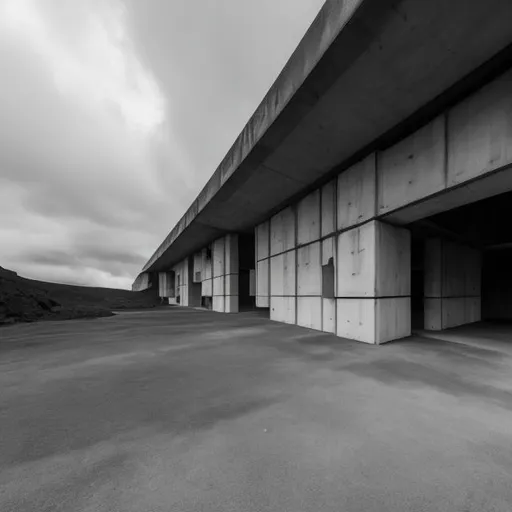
xmin=336 ymin=220 xmax=411 ymax=344
xmin=158 ymin=271 xmax=175 ymax=298
xmin=424 ymin=239 xmax=481 ymax=330
xmin=225 ymin=234 xmax=239 ymax=313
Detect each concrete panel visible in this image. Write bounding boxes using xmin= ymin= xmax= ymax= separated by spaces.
xmin=256 ymin=260 xmax=269 ymax=298
xmin=322 ymin=236 xmax=336 ymax=299
xmin=297 ymin=190 xmax=320 ymax=245
xmin=378 ymin=116 xmax=446 ymax=214
xmin=270 ymin=251 xmax=296 ymax=296
xmin=193 ymin=252 xmax=202 ymax=282
xmin=270 ymin=297 xmax=296 ymax=325
xmin=321 ymin=180 xmax=336 ymax=236
xmin=225 ymin=234 xmax=239 ymax=275
xmin=225 ymin=296 xmax=239 ymax=313
xmin=338 ymin=154 xmax=376 ymax=230
xmin=424 ymin=239 xmax=442 ymax=298
xmin=375 ymin=222 xmax=410 ymax=297
xmin=180 ymin=285 xmax=189 ymax=306
xmin=442 ymin=241 xmax=466 ymax=297
xmin=213 ymin=296 xmax=225 ymax=313
xmin=322 ymin=298 xmax=336 ymax=333
xmin=424 ymin=298 xmax=442 ymax=331
xmin=256 ymin=221 xmax=270 ymax=261
xmin=213 ymin=238 xmax=225 ymax=277
xmin=465 ymin=297 xmax=481 ymax=324
xmin=203 ymin=248 xmax=213 ymax=280
xmin=336 ymin=223 xmax=376 ymax=297
xmin=256 ymin=296 xmax=270 ymax=308
xmin=225 ymin=274 xmax=239 ymax=296
xmin=442 ymin=298 xmax=466 ymax=329
xmin=213 ymin=276 xmax=225 ymax=297
xmin=297 ymin=242 xmax=322 ymax=296
xmin=202 ymin=278 xmax=212 ymax=298
xmin=270 ymin=206 xmax=296 ymax=256
xmin=336 ymin=298 xmax=375 ymax=344
xmin=158 ymin=272 xmax=174 ymax=298
xmin=322 ymin=236 xmax=335 ymax=265
xmin=297 ymin=297 xmax=322 ymax=330
xmin=448 ymin=70 xmax=512 ymax=187
xmin=375 ymin=297 xmax=411 ymax=344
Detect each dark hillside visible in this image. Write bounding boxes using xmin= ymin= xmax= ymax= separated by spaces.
xmin=0 ymin=266 xmax=161 ymax=326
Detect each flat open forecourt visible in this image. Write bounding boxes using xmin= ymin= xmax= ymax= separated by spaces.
xmin=1 ymin=308 xmax=512 ymax=512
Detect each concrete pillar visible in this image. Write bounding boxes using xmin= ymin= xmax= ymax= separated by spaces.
xmin=424 ymin=238 xmax=481 ymax=330
xmin=158 ymin=271 xmax=175 ymax=298
xmin=336 ymin=220 xmax=411 ymax=344
xmin=211 ymin=234 xmax=239 ymax=313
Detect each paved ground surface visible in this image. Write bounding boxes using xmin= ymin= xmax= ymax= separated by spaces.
xmin=1 ymin=309 xmax=512 ymax=512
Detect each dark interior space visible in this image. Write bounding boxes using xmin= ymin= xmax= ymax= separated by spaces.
xmin=238 ymin=234 xmax=257 ymax=312
xmin=410 ymin=236 xmax=425 ymax=330
xmin=408 ymin=189 xmax=512 ymax=325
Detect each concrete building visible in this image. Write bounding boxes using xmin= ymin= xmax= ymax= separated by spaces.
xmin=133 ymin=0 xmax=512 ymax=344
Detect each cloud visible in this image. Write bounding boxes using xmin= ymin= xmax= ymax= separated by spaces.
xmin=0 ymin=0 xmax=324 ymax=289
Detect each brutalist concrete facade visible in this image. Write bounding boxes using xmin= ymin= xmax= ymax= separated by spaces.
xmin=134 ymin=0 xmax=512 ymax=344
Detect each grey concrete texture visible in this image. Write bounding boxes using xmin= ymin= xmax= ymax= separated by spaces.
xmin=1 ymin=309 xmax=512 ymax=511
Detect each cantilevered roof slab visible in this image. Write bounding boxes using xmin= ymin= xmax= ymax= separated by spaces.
xmin=141 ymin=0 xmax=512 ymax=273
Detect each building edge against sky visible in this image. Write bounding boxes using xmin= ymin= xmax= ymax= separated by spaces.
xmin=133 ymin=0 xmax=512 ymax=344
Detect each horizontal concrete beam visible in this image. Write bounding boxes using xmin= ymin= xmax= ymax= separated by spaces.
xmin=139 ymin=0 xmax=512 ymax=276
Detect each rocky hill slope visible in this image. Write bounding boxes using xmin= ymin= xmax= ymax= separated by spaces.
xmin=0 ymin=266 xmax=161 ymax=326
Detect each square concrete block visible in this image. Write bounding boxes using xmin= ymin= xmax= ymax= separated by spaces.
xmin=321 ymin=180 xmax=336 ymax=236
xmin=297 ymin=297 xmax=322 ymax=331
xmin=270 ymin=251 xmax=296 ymax=296
xmin=322 ymin=298 xmax=336 ymax=333
xmin=225 ymin=234 xmax=239 ymax=275
xmin=213 ymin=276 xmax=225 ymax=296
xmin=297 ymin=190 xmax=320 ymax=245
xmin=193 ymin=252 xmax=203 ymax=281
xmin=442 ymin=298 xmax=466 ymax=329
xmin=297 ymin=242 xmax=322 ymax=296
xmin=225 ymin=274 xmax=239 ymax=296
xmin=271 ymin=297 xmax=296 ymax=325
xmin=375 ymin=222 xmax=410 ymax=297
xmin=322 ymin=236 xmax=335 ymax=265
xmin=270 ymin=206 xmax=296 ymax=256
xmin=337 ymin=223 xmax=376 ymax=297
xmin=213 ymin=296 xmax=225 ymax=313
xmin=378 ymin=116 xmax=446 ymax=215
xmin=448 ymin=69 xmax=512 ymax=187
xmin=202 ymin=278 xmax=212 ymax=298
xmin=213 ymin=237 xmax=225 ymax=277
xmin=202 ymin=248 xmax=213 ymax=280
xmin=257 ymin=259 xmax=269 ymax=298
xmin=336 ymin=298 xmax=376 ymax=344
xmin=424 ymin=298 xmax=442 ymax=330
xmin=375 ymin=297 xmax=411 ymax=344
xmin=256 ymin=296 xmax=270 ymax=308
xmin=442 ymin=241 xmax=467 ymax=297
xmin=256 ymin=222 xmax=270 ymax=261
xmin=338 ymin=153 xmax=376 ymax=230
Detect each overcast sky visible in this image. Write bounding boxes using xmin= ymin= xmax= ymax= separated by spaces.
xmin=0 ymin=0 xmax=324 ymax=289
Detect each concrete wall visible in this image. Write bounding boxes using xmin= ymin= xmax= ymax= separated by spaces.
xmin=255 ymin=164 xmax=411 ymax=343
xmin=132 ymin=272 xmax=152 ymax=292
xmin=424 ymin=239 xmax=481 ymax=330
xmin=252 ymin=68 xmax=512 ymax=343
